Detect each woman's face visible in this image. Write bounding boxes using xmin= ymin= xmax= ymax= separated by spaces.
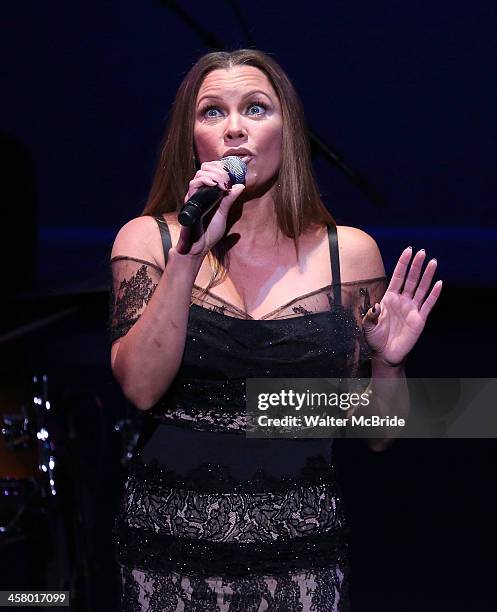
xmin=194 ymin=66 xmax=283 ymax=190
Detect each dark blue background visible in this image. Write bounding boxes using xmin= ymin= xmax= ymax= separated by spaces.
xmin=2 ymin=1 xmax=496 ymax=288
xmin=2 ymin=4 xmax=496 ymax=610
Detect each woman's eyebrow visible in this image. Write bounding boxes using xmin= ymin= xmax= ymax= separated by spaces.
xmin=197 ymin=90 xmax=273 ymax=107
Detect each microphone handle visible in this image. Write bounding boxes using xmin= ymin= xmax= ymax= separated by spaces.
xmin=178 ymin=186 xmax=224 ymax=227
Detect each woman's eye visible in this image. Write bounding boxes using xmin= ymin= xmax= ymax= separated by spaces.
xmin=204 ymin=106 xmax=222 ymax=118
xmin=247 ymin=103 xmax=266 ymax=116
xmin=200 ymin=102 xmax=267 ymax=119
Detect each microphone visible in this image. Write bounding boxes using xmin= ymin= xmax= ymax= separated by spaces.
xmin=178 ymin=156 xmax=247 ymax=226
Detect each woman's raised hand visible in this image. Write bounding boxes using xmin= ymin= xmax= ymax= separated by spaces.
xmin=362 ymin=247 xmax=443 ymax=367
xmin=175 ymin=161 xmax=245 ymax=257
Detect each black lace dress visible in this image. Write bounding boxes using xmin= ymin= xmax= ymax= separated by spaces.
xmin=109 ymin=217 xmax=388 ymax=612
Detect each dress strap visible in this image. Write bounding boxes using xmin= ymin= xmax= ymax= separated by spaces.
xmin=153 ymin=215 xmax=172 ymax=265
xmin=327 ymin=224 xmax=342 ymax=306
xmin=151 ymin=217 xmax=342 ymax=304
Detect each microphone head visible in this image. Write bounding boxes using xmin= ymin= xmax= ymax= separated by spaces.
xmin=221 ymin=156 xmax=247 ymax=185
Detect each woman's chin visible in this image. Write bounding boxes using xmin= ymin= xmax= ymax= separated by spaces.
xmin=239 ymin=175 xmax=278 ymax=200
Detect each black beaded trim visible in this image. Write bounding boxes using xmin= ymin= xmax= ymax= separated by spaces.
xmin=149 ymin=377 xmax=248 ymax=431
xmin=149 ymin=409 xmax=246 ymax=433
xmin=127 ymin=456 xmax=343 ymax=494
xmin=114 ymin=524 xmax=350 ymax=578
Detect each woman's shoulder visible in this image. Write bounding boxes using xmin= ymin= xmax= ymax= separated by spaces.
xmin=111 ymin=213 xmax=181 ymax=270
xmin=335 ymin=225 xmax=386 ymax=282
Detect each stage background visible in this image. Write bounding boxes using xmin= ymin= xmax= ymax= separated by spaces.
xmin=1 ymin=2 xmax=496 ymax=610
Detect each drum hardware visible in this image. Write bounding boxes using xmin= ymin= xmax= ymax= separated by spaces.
xmin=33 ymin=374 xmax=58 ymax=498
xmin=1 ymin=409 xmax=33 ymax=450
xmin=0 ymin=480 xmax=42 ymax=540
xmin=0 ymin=374 xmax=57 ymax=538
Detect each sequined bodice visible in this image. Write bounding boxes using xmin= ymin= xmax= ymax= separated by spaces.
xmin=145 ymin=301 xmax=373 ymax=434
xmin=108 ymin=217 xmax=388 ymax=473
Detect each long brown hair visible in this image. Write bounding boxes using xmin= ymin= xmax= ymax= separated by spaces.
xmin=142 ymin=49 xmax=335 ymax=291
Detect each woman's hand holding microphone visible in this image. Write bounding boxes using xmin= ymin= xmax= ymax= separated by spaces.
xmin=175 ymin=160 xmax=246 ymax=258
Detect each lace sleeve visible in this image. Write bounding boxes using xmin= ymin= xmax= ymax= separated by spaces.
xmin=341 ymin=276 xmax=390 ymax=379
xmin=108 ymin=256 xmax=163 ymax=344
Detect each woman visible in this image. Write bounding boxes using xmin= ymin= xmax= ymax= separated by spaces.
xmin=109 ymin=49 xmax=442 ymax=611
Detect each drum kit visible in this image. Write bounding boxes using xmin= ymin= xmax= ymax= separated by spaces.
xmin=0 ymin=281 xmax=109 ymax=606
xmin=0 ymin=279 xmax=140 ymax=608
xmin=0 ymin=373 xmax=57 ymax=544
xmin=0 ymin=366 xmax=73 ymax=599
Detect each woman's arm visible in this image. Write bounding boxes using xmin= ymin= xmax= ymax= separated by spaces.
xmin=338 ymin=227 xmax=441 ymax=451
xmin=361 ymin=357 xmax=410 ymax=452
xmin=111 ymin=170 xmax=245 ymax=410
xmin=110 ymin=217 xmax=204 ymax=410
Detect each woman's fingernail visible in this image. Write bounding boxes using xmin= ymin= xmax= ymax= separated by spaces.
xmin=406 ymin=246 xmax=412 ymax=251
xmin=432 ymin=258 xmax=437 ymax=264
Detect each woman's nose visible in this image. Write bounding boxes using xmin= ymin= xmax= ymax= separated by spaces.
xmin=224 ymin=115 xmax=247 ymax=140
